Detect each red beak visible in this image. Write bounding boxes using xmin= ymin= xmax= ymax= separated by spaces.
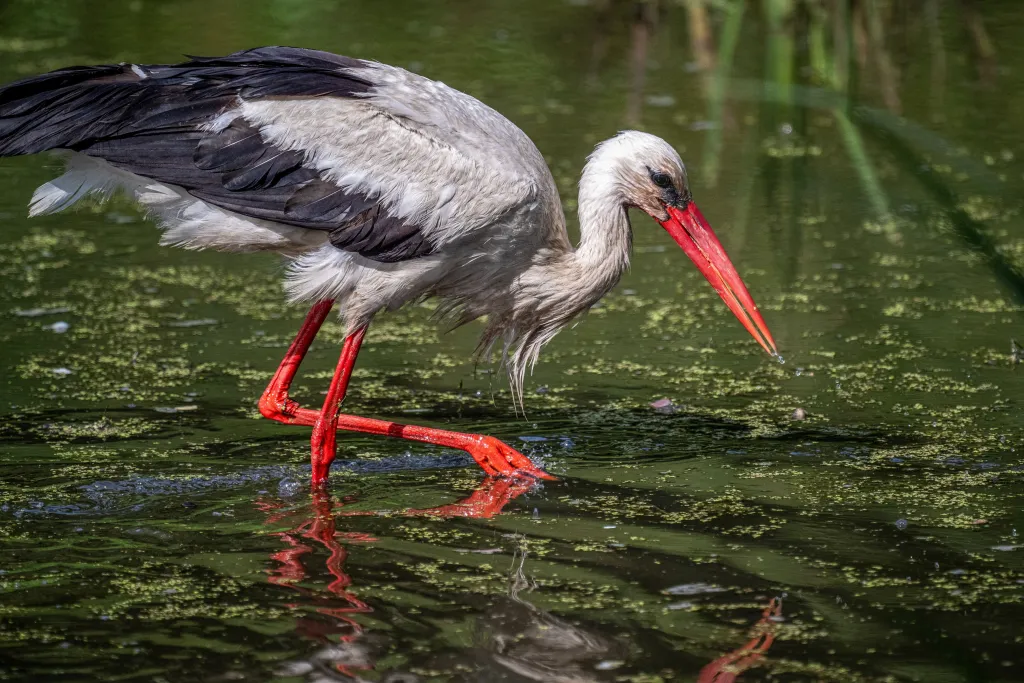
xmin=658 ymin=203 xmax=778 ymax=356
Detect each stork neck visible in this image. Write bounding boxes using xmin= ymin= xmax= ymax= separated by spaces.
xmin=573 ymin=174 xmax=631 ymax=288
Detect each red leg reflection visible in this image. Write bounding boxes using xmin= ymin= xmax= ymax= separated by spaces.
xmin=697 ymin=597 xmax=783 ymax=683
xmin=258 ymin=300 xmax=554 ymax=487
xmin=260 ymin=476 xmax=534 ymax=676
xmin=405 ymin=476 xmax=536 ymax=518
xmin=257 ymin=490 xmax=375 ymax=678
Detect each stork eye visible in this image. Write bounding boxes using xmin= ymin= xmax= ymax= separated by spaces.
xmin=651 ymin=171 xmax=674 ymax=189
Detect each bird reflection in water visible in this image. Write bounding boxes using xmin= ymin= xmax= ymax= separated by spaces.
xmin=477 ymin=542 xmax=619 ymax=682
xmin=697 ymin=596 xmax=783 ymax=683
xmin=258 ymin=479 xmax=781 ymax=682
xmin=479 ymin=547 xmax=780 ymax=682
xmin=258 ymin=476 xmax=535 ymax=681
xmin=256 ymin=489 xmax=376 ymax=680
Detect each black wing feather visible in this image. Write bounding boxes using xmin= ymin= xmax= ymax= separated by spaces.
xmin=285 ymin=182 xmax=375 ymax=223
xmin=194 ymin=120 xmax=269 ymax=172
xmin=0 ymin=47 xmax=435 ymax=263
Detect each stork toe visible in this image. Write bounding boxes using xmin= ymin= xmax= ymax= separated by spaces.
xmin=466 ymin=436 xmax=557 ymax=481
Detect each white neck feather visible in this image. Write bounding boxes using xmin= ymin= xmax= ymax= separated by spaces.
xmin=554 ymin=142 xmax=637 ymax=312
xmin=492 ymin=144 xmax=640 ymax=406
xmin=493 ymin=130 xmax=681 ymax=404
xmin=574 ymin=161 xmax=632 ymax=283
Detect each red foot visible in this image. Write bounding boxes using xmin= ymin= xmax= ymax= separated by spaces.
xmin=262 ymin=301 xmax=556 ymax=487
xmin=462 ymin=435 xmax=555 ymax=481
xmin=306 ymin=425 xmax=554 ymax=487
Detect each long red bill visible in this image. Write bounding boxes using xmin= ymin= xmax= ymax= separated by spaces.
xmin=658 ymin=203 xmax=778 ymax=356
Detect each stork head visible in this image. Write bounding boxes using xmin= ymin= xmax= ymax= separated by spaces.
xmin=585 ymin=131 xmax=778 ymax=356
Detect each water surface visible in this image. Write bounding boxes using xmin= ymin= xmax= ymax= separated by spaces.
xmin=2 ymin=1 xmax=1024 ymax=681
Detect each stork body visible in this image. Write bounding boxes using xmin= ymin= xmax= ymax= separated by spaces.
xmin=0 ymin=47 xmax=777 ymax=486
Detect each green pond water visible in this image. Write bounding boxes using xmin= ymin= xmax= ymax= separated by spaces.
xmin=2 ymin=1 xmax=1024 ymax=681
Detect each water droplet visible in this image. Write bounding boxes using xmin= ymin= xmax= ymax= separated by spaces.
xmin=595 ymin=660 xmax=624 ymax=671
xmin=532 ymin=507 xmax=540 ymax=520
xmin=895 ymin=519 xmax=908 ymax=530
xmin=278 ymin=479 xmax=303 ymax=498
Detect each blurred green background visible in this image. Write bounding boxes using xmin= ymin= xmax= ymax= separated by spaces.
xmin=1 ymin=1 xmax=1024 ymax=681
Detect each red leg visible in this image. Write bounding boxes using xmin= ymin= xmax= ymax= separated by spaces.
xmin=309 ymin=324 xmax=554 ymax=486
xmin=329 ymin=416 xmax=555 ymax=483
xmin=310 ymin=327 xmax=367 ymax=484
xmin=259 ymin=299 xmax=334 ymax=427
xmin=259 ymin=305 xmax=554 ymax=487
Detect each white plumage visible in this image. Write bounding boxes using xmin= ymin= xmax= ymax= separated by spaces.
xmin=0 ymin=48 xmax=776 ymax=484
xmin=19 ymin=57 xmax=689 ymax=405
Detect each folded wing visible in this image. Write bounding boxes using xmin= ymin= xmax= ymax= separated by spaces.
xmin=0 ymin=47 xmax=456 ymax=262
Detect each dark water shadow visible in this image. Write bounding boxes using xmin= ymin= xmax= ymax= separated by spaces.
xmin=258 ymin=484 xmax=786 ymax=683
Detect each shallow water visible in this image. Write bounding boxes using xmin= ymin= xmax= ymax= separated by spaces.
xmin=2 ymin=1 xmax=1024 ymax=681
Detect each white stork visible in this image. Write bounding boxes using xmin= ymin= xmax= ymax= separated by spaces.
xmin=0 ymin=47 xmax=777 ymax=486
